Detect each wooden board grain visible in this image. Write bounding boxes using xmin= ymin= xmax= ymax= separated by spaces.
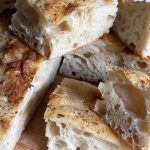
xmin=14 ymin=76 xmax=63 ymax=150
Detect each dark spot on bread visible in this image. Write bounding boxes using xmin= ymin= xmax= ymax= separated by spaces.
xmin=72 ymin=72 xmax=76 ymax=76
xmin=129 ymin=43 xmax=136 ymax=50
xmin=65 ymin=3 xmax=79 ymax=15
xmin=137 ymin=61 xmax=147 ymax=69
xmin=84 ymin=52 xmax=93 ymax=58
xmin=122 ymin=46 xmax=134 ymax=54
xmin=114 ymin=104 xmax=120 ymax=112
xmin=57 ymin=114 xmax=65 ymax=118
xmin=76 ymin=147 xmax=80 ymax=150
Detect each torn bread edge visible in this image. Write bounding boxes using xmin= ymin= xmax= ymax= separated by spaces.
xmin=44 ymin=78 xmax=131 ymax=150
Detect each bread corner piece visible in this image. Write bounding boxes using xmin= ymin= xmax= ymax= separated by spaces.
xmin=113 ymin=0 xmax=150 ymax=58
xmin=44 ymin=78 xmax=130 ymax=150
xmin=10 ymin=0 xmax=118 ymax=59
xmin=0 ymin=38 xmax=61 ymax=150
xmin=99 ymin=68 xmax=150 ymax=150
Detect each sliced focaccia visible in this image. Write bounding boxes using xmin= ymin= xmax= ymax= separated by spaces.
xmin=59 ymin=34 xmax=150 ymax=83
xmin=44 ymin=78 xmax=130 ymax=150
xmin=99 ymin=69 xmax=150 ymax=150
xmin=0 ymin=11 xmax=61 ymax=150
xmin=10 ymin=0 xmax=118 ymax=59
xmin=0 ymin=38 xmax=61 ymax=150
xmin=113 ymin=0 xmax=150 ymax=57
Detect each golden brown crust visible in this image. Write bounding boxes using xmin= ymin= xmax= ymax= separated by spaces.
xmin=112 ymin=68 xmax=150 ymax=90
xmin=45 ymin=105 xmax=121 ymax=143
xmin=36 ymin=0 xmax=95 ymax=25
xmin=48 ymin=78 xmax=101 ymax=109
xmin=100 ymin=33 xmax=123 ymax=46
xmin=45 ymin=78 xmax=130 ymax=149
xmin=0 ymin=39 xmax=43 ymax=141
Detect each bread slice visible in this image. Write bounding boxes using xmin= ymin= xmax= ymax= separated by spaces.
xmin=10 ymin=0 xmax=118 ymax=59
xmin=0 ymin=38 xmax=61 ymax=150
xmin=0 ymin=0 xmax=15 ymax=13
xmin=113 ymin=0 xmax=150 ymax=58
xmin=44 ymin=78 xmax=131 ymax=150
xmin=0 ymin=39 xmax=61 ymax=150
xmin=59 ymin=34 xmax=150 ymax=83
xmin=99 ymin=69 xmax=150 ymax=150
xmin=0 ymin=12 xmax=61 ymax=150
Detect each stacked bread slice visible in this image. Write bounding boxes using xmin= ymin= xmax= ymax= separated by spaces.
xmin=59 ymin=33 xmax=150 ymax=83
xmin=0 ymin=12 xmax=61 ymax=150
xmin=0 ymin=0 xmax=121 ymax=149
xmin=56 ymin=1 xmax=150 ymax=150
xmin=44 ymin=78 xmax=130 ymax=150
xmin=10 ymin=0 xmax=118 ymax=58
xmin=99 ymin=69 xmax=150 ymax=150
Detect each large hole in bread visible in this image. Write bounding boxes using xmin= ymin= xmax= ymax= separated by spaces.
xmin=114 ymin=84 xmax=147 ymax=119
xmin=49 ymin=122 xmax=60 ymax=136
xmin=59 ymin=21 xmax=72 ymax=31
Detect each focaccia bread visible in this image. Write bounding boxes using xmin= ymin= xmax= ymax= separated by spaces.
xmin=59 ymin=34 xmax=150 ymax=83
xmin=10 ymin=0 xmax=118 ymax=59
xmin=99 ymin=69 xmax=150 ymax=150
xmin=0 ymin=12 xmax=61 ymax=150
xmin=0 ymin=39 xmax=61 ymax=150
xmin=113 ymin=0 xmax=150 ymax=58
xmin=44 ymin=78 xmax=130 ymax=150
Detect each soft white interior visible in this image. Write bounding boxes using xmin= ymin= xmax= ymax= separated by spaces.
xmin=113 ymin=1 xmax=150 ymax=57
xmin=99 ymin=78 xmax=149 ymax=149
xmin=59 ymin=38 xmax=123 ymax=82
xmin=11 ymin=0 xmax=117 ymax=58
xmin=59 ymin=36 xmax=150 ymax=83
xmin=48 ymin=0 xmax=118 ymax=58
xmin=0 ymin=58 xmax=61 ymax=150
xmin=46 ymin=121 xmax=118 ymax=150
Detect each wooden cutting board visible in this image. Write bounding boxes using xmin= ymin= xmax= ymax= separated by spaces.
xmin=14 ymin=76 xmax=63 ymax=150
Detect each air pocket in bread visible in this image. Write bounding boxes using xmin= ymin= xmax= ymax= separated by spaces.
xmin=10 ymin=0 xmax=118 ymax=59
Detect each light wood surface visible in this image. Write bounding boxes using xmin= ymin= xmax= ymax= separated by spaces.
xmin=14 ymin=76 xmax=63 ymax=150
